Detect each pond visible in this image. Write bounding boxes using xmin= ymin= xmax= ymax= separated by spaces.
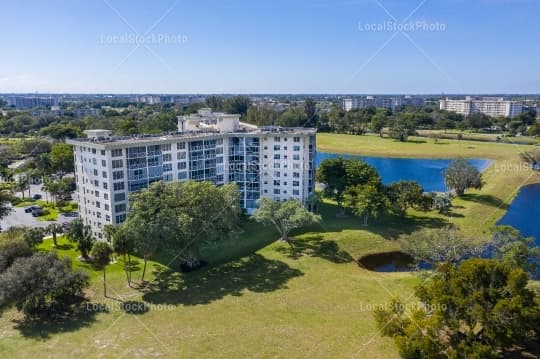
xmin=316 ymin=152 xmax=491 ymax=192
xmin=498 ymin=184 xmax=540 ymax=246
xmin=358 ymin=251 xmax=432 ymax=272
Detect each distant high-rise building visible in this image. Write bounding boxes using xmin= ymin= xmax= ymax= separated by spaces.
xmin=439 ymin=97 xmax=524 ymax=118
xmin=343 ymin=96 xmax=424 ymax=112
xmin=9 ymin=96 xmax=59 ymax=109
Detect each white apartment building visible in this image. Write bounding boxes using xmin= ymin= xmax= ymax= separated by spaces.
xmin=343 ymin=96 xmax=424 ymax=112
xmin=67 ymin=109 xmax=316 ymax=239
xmin=439 ymin=97 xmax=524 ymax=118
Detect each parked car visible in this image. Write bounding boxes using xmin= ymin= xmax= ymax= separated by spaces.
xmin=31 ymin=206 xmax=44 ymax=217
xmin=24 ymin=206 xmax=33 ymax=213
xmin=31 ymin=194 xmax=42 ymax=200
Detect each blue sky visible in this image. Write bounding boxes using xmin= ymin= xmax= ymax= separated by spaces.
xmin=0 ymin=0 xmax=539 ymax=94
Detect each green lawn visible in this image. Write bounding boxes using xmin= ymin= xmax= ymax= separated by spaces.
xmin=15 ymin=200 xmax=78 ymax=222
xmin=1 ymin=133 xmax=538 ymax=358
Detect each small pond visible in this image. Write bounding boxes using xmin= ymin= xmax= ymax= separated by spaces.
xmin=315 ymin=152 xmax=491 ymax=192
xmin=358 ymin=251 xmax=418 ymax=272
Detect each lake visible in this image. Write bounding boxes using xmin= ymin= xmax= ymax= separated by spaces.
xmin=498 ymin=184 xmax=540 ymax=245
xmin=315 ymin=152 xmax=492 ymax=192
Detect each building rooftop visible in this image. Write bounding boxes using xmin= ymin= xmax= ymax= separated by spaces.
xmin=67 ymin=125 xmax=316 ymax=146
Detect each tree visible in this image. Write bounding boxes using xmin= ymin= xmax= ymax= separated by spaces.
xmin=66 ymin=218 xmax=94 ymax=260
xmin=386 ymin=181 xmax=427 ymax=217
xmin=375 ymin=259 xmax=540 ymax=358
xmin=205 ymin=95 xmax=224 ymax=111
xmin=49 ymin=143 xmax=74 ymax=173
xmin=22 ymin=227 xmax=45 ymax=248
xmin=398 ymin=226 xmax=479 ymax=265
xmin=223 ymin=96 xmax=250 ymax=117
xmin=253 ymin=198 xmax=321 ymax=249
xmin=0 ymin=190 xmax=12 ymax=220
xmin=485 ymin=226 xmax=540 ymax=274
xmin=304 ymin=98 xmax=318 ymax=128
xmin=344 ymin=183 xmax=387 ymax=225
xmin=0 ymin=237 xmax=32 ymax=272
xmin=46 ymin=223 xmax=63 ymax=247
xmin=113 ymin=225 xmax=134 ymax=286
xmin=102 ymin=224 xmax=117 ymax=244
xmin=15 ymin=174 xmax=29 ymax=199
xmin=0 ymin=252 xmax=89 ymax=319
xmin=316 ymin=158 xmax=381 ymax=215
xmin=521 ymin=148 xmax=540 ymax=170
xmin=432 ymin=192 xmax=453 ymax=214
xmin=444 ymin=158 xmax=483 ymax=196
xmin=90 ymin=242 xmax=113 ymax=297
xmin=123 ymin=181 xmax=241 ymax=277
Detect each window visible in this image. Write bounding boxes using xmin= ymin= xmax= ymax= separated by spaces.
xmin=273 ymin=189 xmax=280 ymax=194
xmin=293 ymin=190 xmax=300 ymax=195
xmin=92 ymin=158 xmax=97 ymax=165
xmin=106 ymin=215 xmax=111 ymax=222
xmin=293 ymin=163 xmax=300 ymax=169
xmin=163 ymin=153 xmax=172 ymax=162
xmin=177 ymin=152 xmax=186 ymax=160
xmin=163 ymin=163 xmax=172 ymax=172
xmin=103 ymin=182 xmax=108 ymax=190
xmin=274 ymin=137 xmax=280 ymax=142
xmin=274 ymin=145 xmax=280 ymax=151
xmin=114 ymin=192 xmax=126 ymax=202
xmin=177 ymin=162 xmax=186 ymax=170
xmin=113 ymin=171 xmax=124 ymax=180
xmin=93 ymin=169 xmax=98 ymax=176
xmin=177 ymin=142 xmax=186 ymax=150
xmin=274 ymin=154 xmax=280 ymax=160
xmin=101 ymin=150 xmax=106 ymax=156
xmin=115 ymin=203 xmax=126 ymax=212
xmin=294 ymin=137 xmax=300 ymax=142
xmin=101 ymin=159 xmax=106 ymax=167
xmin=177 ymin=171 xmax=187 ymax=180
xmin=95 ymin=201 xmax=101 ymax=208
xmin=273 ymin=180 xmax=280 ymax=186
xmin=113 ymin=182 xmax=125 ymax=191
xmin=104 ymin=193 xmax=108 ymax=200
xmin=274 ymin=171 xmax=280 ymax=177
xmin=95 ymin=191 xmax=100 ymax=197
xmin=115 ymin=214 xmax=126 ymax=224
xmin=102 ymin=171 xmax=107 ymax=178
xmin=112 ymin=159 xmax=123 ymax=169
xmin=161 ymin=144 xmax=171 ymax=151
xmin=293 ymin=145 xmax=301 ymax=151
xmin=112 ymin=149 xmax=123 ymax=157
xmin=94 ymin=180 xmax=99 ymax=187
xmin=293 ymin=181 xmax=300 ymax=187
xmin=105 ymin=204 xmax=109 ymax=211
xmin=92 ymin=148 xmax=96 ymax=154
xmin=293 ymin=154 xmax=300 ymax=161
xmin=293 ymin=172 xmax=300 ymax=178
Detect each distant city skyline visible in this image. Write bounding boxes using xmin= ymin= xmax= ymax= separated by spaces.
xmin=1 ymin=0 xmax=539 ymax=94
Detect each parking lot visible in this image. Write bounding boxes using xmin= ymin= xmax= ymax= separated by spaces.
xmin=1 ymin=183 xmax=78 ymax=231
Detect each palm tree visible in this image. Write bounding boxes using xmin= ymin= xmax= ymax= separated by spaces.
xmin=90 ymin=242 xmax=113 ymax=297
xmin=46 ymin=223 xmax=63 ymax=247
xmin=15 ymin=175 xmax=29 ymax=199
xmin=112 ymin=226 xmax=134 ymax=287
xmin=67 ymin=218 xmax=94 ymax=260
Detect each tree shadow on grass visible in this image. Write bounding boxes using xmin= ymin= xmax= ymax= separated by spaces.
xmin=142 ymin=254 xmax=303 ymax=306
xmin=313 ymin=202 xmax=449 ymax=240
xmin=461 ymin=193 xmax=508 ymax=210
xmin=11 ymin=299 xmax=102 ymax=340
xmin=275 ymin=235 xmax=354 ymax=263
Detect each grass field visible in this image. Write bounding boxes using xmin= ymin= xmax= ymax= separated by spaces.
xmin=1 ymin=133 xmax=539 ymax=358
